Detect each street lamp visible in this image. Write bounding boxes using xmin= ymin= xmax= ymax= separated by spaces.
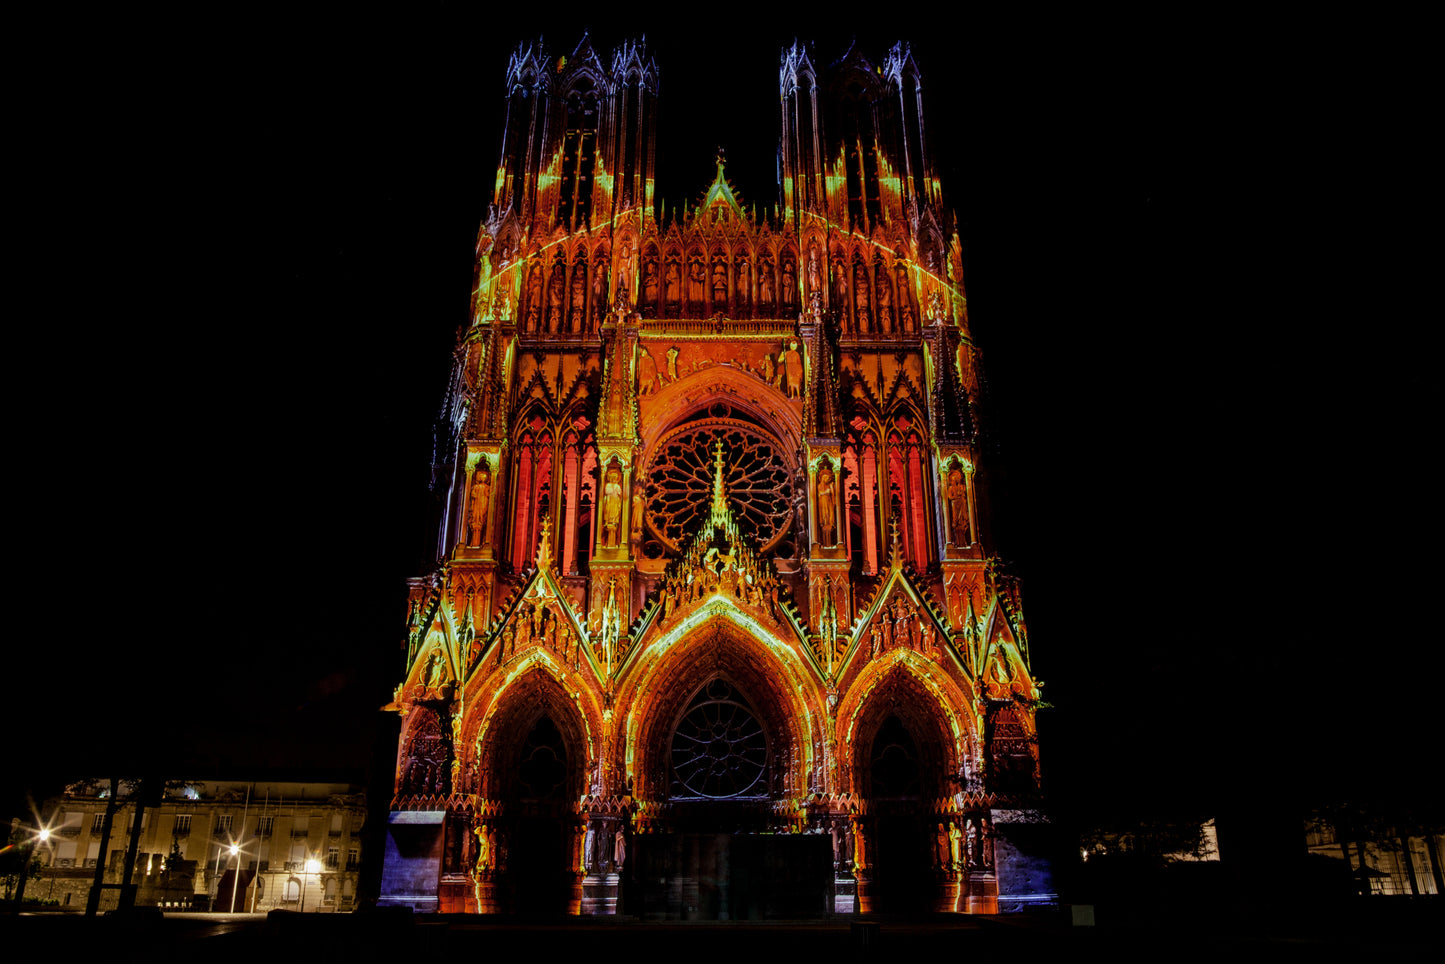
xmin=227 ymin=845 xmax=240 ymax=914
xmin=299 ymin=856 xmax=321 ymax=912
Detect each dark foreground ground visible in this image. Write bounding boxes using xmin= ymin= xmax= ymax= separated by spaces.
xmin=1 ymin=903 xmax=1439 ymax=964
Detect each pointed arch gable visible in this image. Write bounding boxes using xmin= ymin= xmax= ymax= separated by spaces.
xmin=468 ymin=657 xmax=601 ymax=802
xmin=617 ymin=610 xmax=822 ymax=803
xmin=835 ymin=652 xmax=975 ymax=797
xmin=636 ymin=364 xmax=801 ymax=459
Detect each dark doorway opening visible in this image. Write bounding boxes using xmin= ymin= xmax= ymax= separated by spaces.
xmin=509 ymin=715 xmax=573 ymax=914
xmin=867 ymin=713 xmax=931 ymax=912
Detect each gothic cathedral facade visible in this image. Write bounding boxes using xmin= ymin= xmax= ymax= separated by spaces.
xmin=380 ymin=36 xmax=1050 ymax=917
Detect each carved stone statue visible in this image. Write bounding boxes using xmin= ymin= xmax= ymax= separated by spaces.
xmin=644 ymin=259 xmax=659 ymax=303
xmin=781 ymin=339 xmax=802 ymax=398
xmin=467 ymin=461 xmax=492 ymax=547
xmin=601 ymin=465 xmax=624 ymax=547
xmin=947 ymin=467 xmax=969 ymax=543
xmin=547 ymin=262 xmax=565 ymax=332
xmin=638 ymin=345 xmax=659 ymax=395
xmin=630 ymin=484 xmax=644 ymax=536
xmin=570 ymin=265 xmax=587 ymax=330
xmin=665 ymin=345 xmax=680 ymax=382
xmin=665 ymin=260 xmax=680 ymax=302
xmin=687 ymin=256 xmax=706 ymax=304
xmin=815 ymin=462 xmax=837 ymax=545
xmin=613 ymin=828 xmax=626 ymax=870
xmin=782 ymin=258 xmax=796 ymax=306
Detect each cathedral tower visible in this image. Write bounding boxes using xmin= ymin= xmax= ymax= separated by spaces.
xmin=380 ymin=38 xmax=1051 ymax=917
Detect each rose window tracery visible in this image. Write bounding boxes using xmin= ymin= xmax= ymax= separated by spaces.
xmin=670 ymin=679 xmax=768 ymax=799
xmin=643 ymin=414 xmax=793 ymax=557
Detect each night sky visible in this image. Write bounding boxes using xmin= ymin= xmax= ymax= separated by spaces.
xmin=11 ymin=10 xmax=1431 ymax=844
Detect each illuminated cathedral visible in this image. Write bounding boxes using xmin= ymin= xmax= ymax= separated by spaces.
xmin=379 ymin=35 xmax=1051 ymax=917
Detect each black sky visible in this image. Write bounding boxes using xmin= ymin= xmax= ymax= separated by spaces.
xmin=11 ymin=10 xmax=1433 ymax=834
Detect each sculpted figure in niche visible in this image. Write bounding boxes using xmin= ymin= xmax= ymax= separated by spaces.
xmin=947 ymin=466 xmax=969 ymax=543
xmin=644 ymin=259 xmax=658 ymax=304
xmin=618 ymin=246 xmax=632 ymax=303
xmin=547 ymin=261 xmax=565 ymax=333
xmin=876 ymin=262 xmax=893 ymax=332
xmin=525 ymin=262 xmax=543 ymax=331
xmin=760 ymin=260 xmax=774 ymax=304
xmin=782 ymin=257 xmax=796 ymax=306
xmin=467 ymin=460 xmax=492 ymax=547
xmin=853 ymin=262 xmax=870 ymax=331
xmin=896 ymin=264 xmax=913 ymax=330
xmin=735 ymin=259 xmax=750 ymax=310
xmin=711 ymin=260 xmax=726 ymax=303
xmin=637 ymin=345 xmax=659 ymax=395
xmin=781 ymin=339 xmax=803 ymax=398
xmin=815 ymin=461 xmax=837 ymax=545
xmin=687 ymin=256 xmax=706 ymax=304
xmin=570 ymin=265 xmax=587 ymax=331
xmin=593 ymin=262 xmax=608 ymax=324
xmin=600 ymin=464 xmax=624 ymax=547
xmin=664 ymin=260 xmax=680 ymax=302
xmin=807 ymin=244 xmax=821 ymax=292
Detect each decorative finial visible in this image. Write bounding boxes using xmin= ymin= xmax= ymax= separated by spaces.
xmin=888 ymin=517 xmax=904 ymax=572
xmin=711 ymin=440 xmax=729 ymax=523
xmin=535 ymin=516 xmax=554 ymax=570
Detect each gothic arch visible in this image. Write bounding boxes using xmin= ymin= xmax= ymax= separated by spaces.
xmin=836 ymin=653 xmax=975 ymax=798
xmin=636 ymin=364 xmax=801 ymax=460
xmin=469 ymin=658 xmax=600 ymax=802
xmin=618 ymin=614 xmax=820 ymax=803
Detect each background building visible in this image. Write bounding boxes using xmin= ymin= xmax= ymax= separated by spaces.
xmin=35 ymin=780 xmax=365 ymax=913
xmin=380 ymin=36 xmax=1050 ymax=917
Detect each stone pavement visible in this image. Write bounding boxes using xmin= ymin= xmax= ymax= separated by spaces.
xmin=1 ymin=904 xmax=1437 ymax=963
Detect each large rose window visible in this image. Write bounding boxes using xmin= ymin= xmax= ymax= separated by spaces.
xmin=670 ymin=679 xmax=768 ymax=799
xmin=642 ymin=415 xmax=794 ymax=556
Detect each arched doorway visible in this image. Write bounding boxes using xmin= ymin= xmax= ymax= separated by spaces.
xmin=866 ymin=713 xmax=932 ymax=911
xmin=471 ymin=666 xmax=593 ymax=915
xmin=508 ymin=715 xmax=574 ymax=914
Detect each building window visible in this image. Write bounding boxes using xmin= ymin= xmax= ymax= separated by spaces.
xmin=347 ymin=848 xmax=359 ymax=871
xmin=91 ymin=813 xmax=105 ymax=833
xmin=256 ymin=816 xmax=274 ymax=837
xmin=284 ymin=877 xmax=300 ymax=903
xmin=325 ymin=847 xmax=339 ymax=870
xmin=216 ymin=814 xmax=232 ymax=834
xmin=329 ymin=813 xmax=344 ymax=836
xmin=173 ymin=815 xmax=191 ymax=835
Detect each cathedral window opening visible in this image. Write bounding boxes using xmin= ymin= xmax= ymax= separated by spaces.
xmin=518 ymin=716 xmax=568 ymax=801
xmin=870 ymin=714 xmax=922 ymax=800
xmin=558 ymin=83 xmax=599 ymax=228
xmin=670 ymin=679 xmax=768 ymax=800
xmin=643 ymin=418 xmax=793 ymax=557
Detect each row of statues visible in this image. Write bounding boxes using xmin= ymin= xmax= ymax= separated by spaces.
xmin=868 ymin=595 xmax=939 ymax=660
xmin=498 ymin=595 xmax=580 ymax=669
xmin=510 ymin=243 xmax=940 ymax=331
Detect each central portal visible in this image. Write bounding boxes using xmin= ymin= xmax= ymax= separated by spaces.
xmin=623 ymin=675 xmax=831 ymax=918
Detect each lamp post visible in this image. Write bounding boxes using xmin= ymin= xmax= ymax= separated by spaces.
xmin=10 ymin=824 xmax=49 ymax=906
xmin=227 ymin=844 xmax=240 ymax=914
xmin=299 ymin=856 xmax=321 ymax=912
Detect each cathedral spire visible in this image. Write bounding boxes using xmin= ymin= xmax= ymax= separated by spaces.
xmin=709 ymin=440 xmax=729 ymax=527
